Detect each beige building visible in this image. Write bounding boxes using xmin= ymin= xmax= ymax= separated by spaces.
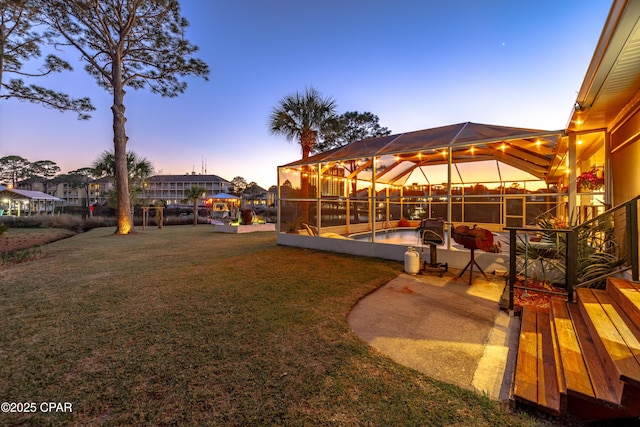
xmin=143 ymin=174 xmax=232 ymax=206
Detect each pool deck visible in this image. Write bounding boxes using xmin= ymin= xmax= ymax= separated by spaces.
xmin=278 ymin=231 xmax=510 ymax=273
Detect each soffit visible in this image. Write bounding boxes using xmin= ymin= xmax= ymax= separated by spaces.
xmin=568 ymin=0 xmax=640 ymax=133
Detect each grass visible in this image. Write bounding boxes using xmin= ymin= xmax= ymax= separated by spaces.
xmin=0 ymin=226 xmax=560 ymax=426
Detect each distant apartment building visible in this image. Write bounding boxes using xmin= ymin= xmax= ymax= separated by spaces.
xmin=18 ymin=173 xmax=233 ymax=208
xmin=18 ymin=176 xmax=114 ymax=207
xmin=144 ymin=174 xmax=232 ymax=206
xmin=87 ymin=178 xmax=115 ymax=206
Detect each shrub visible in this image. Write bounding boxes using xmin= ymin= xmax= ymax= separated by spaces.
xmin=1 ymin=246 xmax=42 ymax=264
xmin=0 ymin=216 xmax=43 ymax=228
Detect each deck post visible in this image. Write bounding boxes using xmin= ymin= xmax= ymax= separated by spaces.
xmin=566 ymin=228 xmax=577 ymax=303
xmin=508 ymin=228 xmax=517 ymax=313
xmin=626 ymin=200 xmax=639 ymax=281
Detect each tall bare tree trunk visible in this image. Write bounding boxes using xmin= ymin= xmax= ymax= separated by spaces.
xmin=112 ymin=61 xmax=132 ymax=234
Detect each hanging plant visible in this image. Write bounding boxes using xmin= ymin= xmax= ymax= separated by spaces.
xmin=577 ymin=166 xmax=599 ymax=190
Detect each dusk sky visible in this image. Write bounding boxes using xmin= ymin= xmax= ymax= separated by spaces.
xmin=1 ymin=1 xmax=612 ymax=189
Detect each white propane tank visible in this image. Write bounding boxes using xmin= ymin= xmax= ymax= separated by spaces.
xmin=404 ymin=246 xmax=420 ymax=274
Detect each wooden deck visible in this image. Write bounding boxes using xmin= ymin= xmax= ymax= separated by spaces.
xmin=512 ymin=278 xmax=640 ymax=421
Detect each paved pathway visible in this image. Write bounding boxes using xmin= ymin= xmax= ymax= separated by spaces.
xmin=348 ymin=271 xmax=520 ymax=400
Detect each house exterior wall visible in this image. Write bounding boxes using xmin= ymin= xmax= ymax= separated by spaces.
xmin=610 ymin=105 xmax=640 ymax=207
xmin=610 ymin=102 xmax=640 ymax=272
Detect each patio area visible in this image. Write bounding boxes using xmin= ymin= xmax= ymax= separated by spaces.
xmin=348 ymin=270 xmax=518 ymax=400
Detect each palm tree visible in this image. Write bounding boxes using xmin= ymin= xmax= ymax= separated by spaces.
xmin=269 ymin=86 xmax=337 ymax=160
xmin=183 ymin=186 xmax=206 ymax=226
xmin=92 ymin=151 xmax=152 ymax=182
xmin=92 ymin=151 xmax=153 ymax=227
xmin=269 ymin=87 xmax=337 ymax=224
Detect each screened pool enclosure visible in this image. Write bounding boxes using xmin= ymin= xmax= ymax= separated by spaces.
xmin=276 ymin=122 xmax=608 ymax=253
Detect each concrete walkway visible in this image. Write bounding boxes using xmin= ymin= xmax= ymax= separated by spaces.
xmin=348 ymin=270 xmax=520 ymax=400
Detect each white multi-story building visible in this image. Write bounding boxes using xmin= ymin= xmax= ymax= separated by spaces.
xmin=18 ymin=173 xmax=233 ymax=208
xmin=143 ymin=174 xmax=232 ymax=206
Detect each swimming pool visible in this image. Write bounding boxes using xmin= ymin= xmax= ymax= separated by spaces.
xmin=349 ymin=227 xmax=445 ymax=246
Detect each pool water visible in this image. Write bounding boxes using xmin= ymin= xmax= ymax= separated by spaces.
xmin=349 ymin=227 xmax=445 ymax=246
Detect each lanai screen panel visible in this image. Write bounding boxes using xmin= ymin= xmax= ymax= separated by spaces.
xmin=402 ymin=164 xmax=450 ymax=186
xmin=450 ymin=123 xmax=550 ymax=145
xmin=327 ymin=134 xmax=398 ymax=161
xmin=376 ymin=124 xmax=464 ymax=155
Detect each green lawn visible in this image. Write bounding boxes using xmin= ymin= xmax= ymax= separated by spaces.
xmin=0 ymin=226 xmax=556 ymax=426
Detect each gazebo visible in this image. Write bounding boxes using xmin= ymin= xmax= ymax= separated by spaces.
xmin=0 ymin=186 xmax=64 ymax=216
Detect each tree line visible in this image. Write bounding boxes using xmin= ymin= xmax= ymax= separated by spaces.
xmin=2 ymin=2 xmax=390 ymax=234
xmin=1 ymin=0 xmax=209 ymax=234
xmin=0 ymin=152 xmax=153 ymax=209
xmin=0 ymin=153 xmax=269 ymax=209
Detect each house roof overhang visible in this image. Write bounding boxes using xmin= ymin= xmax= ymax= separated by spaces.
xmin=568 ymin=0 xmax=640 ymax=136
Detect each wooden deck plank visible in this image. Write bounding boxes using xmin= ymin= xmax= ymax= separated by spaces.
xmin=568 ymin=302 xmax=620 ymax=404
xmin=608 ymin=278 xmax=640 ymax=328
xmin=592 ymin=289 xmax=640 ymax=387
xmin=550 ymin=300 xmax=567 ymax=398
xmin=514 ymin=307 xmax=539 ymax=404
xmin=538 ymin=307 xmax=562 ymax=413
xmin=551 ymin=298 xmax=594 ymax=400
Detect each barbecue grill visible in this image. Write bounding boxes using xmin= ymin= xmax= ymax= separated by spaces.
xmin=453 ymin=224 xmax=493 ymax=284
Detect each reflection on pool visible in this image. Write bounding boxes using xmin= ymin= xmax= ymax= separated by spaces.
xmin=349 ymin=227 xmax=435 ymax=245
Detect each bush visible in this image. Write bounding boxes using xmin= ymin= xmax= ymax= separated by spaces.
xmin=0 ymin=213 xmax=212 ymax=232
xmin=1 ymin=246 xmax=42 ymax=264
xmin=0 ymin=216 xmax=43 ymax=228
xmin=0 ymin=214 xmax=118 ymax=232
